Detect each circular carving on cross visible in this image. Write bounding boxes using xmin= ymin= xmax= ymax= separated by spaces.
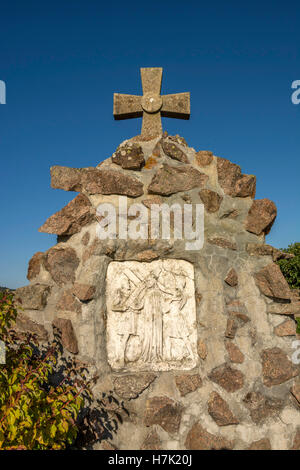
xmin=141 ymin=92 xmax=162 ymax=114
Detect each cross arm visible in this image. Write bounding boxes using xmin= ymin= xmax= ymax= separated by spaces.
xmin=161 ymin=92 xmax=190 ymax=120
xmin=113 ymin=94 xmax=143 ymax=120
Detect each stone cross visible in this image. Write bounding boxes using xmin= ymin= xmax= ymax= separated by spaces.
xmin=113 ymin=67 xmax=190 ymax=137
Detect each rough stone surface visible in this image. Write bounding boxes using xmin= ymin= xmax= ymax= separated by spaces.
xmin=100 ymin=441 xmax=118 ymax=450
xmin=195 ymin=150 xmax=213 ymax=167
xmin=274 ymin=319 xmax=296 ymax=337
xmin=207 ymin=392 xmax=239 ymax=426
xmin=112 ymin=143 xmax=145 ymax=170
xmin=208 ymin=364 xmax=244 ymax=392
xmin=261 ymin=348 xmax=299 ymax=387
xmin=246 ymin=243 xmax=291 ymax=262
xmin=16 ymin=314 xmax=48 ymax=341
xmin=234 ymin=174 xmax=256 ymax=198
xmin=291 ymin=429 xmax=300 ymax=450
xmin=175 ymin=374 xmax=202 ymax=397
xmin=216 ymin=158 xmax=241 ymax=195
xmin=136 ymin=249 xmax=159 ymax=262
xmin=144 ymin=155 xmax=159 ymax=169
xmin=167 ymin=134 xmax=188 ymax=147
xmin=226 ymin=299 xmax=244 ymax=309
xmin=39 ymin=194 xmax=95 ymax=236
xmin=72 ymin=283 xmax=96 ymax=301
xmin=290 ymin=381 xmax=300 ymax=405
xmin=15 ymin=284 xmax=50 ymax=310
xmin=247 ymin=438 xmax=271 ymax=450
xmin=197 ymin=340 xmax=207 ymax=360
xmin=52 ymin=318 xmax=78 ymax=354
xmin=161 ymin=140 xmax=189 ymax=163
xmin=22 ymin=131 xmax=300 ymax=450
xmin=51 ymin=165 xmax=82 ymax=191
xmin=267 ymin=301 xmax=300 ymax=315
xmin=254 ymin=263 xmax=291 ymax=300
xmin=81 ymin=232 xmax=90 ymax=246
xmin=81 ymin=168 xmax=144 ymax=197
xmin=225 ymin=340 xmax=244 ymax=363
xmin=224 ymin=268 xmax=238 ymax=287
xmin=207 ymin=237 xmax=237 ymax=251
xmin=144 ymin=396 xmax=183 ymax=434
xmin=232 ymin=311 xmax=250 ymax=326
xmin=152 ymin=140 xmax=161 ymax=157
xmin=220 ymin=209 xmax=239 ymax=219
xmin=270 ymin=248 xmax=294 ymax=262
xmin=44 ymin=247 xmax=79 ymax=287
xmin=243 ymin=391 xmax=283 ymax=424
xmin=185 ymin=422 xmax=234 ymax=450
xmin=56 ymin=290 xmax=82 ymax=314
xmin=51 ymin=166 xmax=144 ymax=197
xmin=246 ymin=243 xmax=274 ymax=258
xmin=225 ymin=318 xmax=238 ymax=339
xmin=216 ymin=157 xmax=256 ymax=198
xmin=113 ymin=373 xmax=157 ymax=399
xmin=148 ymin=164 xmax=208 ymax=196
xmin=245 ymin=198 xmax=277 ymax=235
xmin=140 ymin=430 xmax=162 ymax=450
xmin=199 ymin=189 xmax=223 ymax=213
xmin=27 ymin=252 xmax=44 ymax=280
xmin=142 ymin=196 xmax=163 ymax=209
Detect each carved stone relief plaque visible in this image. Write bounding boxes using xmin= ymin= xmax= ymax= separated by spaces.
xmin=106 ymin=259 xmax=198 ymax=371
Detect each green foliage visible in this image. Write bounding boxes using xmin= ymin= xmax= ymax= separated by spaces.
xmin=277 ymin=242 xmax=300 ymax=290
xmin=296 ymin=318 xmax=300 ymax=335
xmin=0 ymin=291 xmax=18 ymax=342
xmin=0 ymin=291 xmax=90 ymax=450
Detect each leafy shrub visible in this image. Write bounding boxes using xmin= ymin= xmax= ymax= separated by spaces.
xmin=0 ymin=291 xmax=91 ymax=450
xmin=277 ymin=242 xmax=300 ymax=290
xmin=296 ymin=318 xmax=300 ymax=335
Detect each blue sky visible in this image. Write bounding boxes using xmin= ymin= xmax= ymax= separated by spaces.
xmin=0 ymin=0 xmax=299 ymax=288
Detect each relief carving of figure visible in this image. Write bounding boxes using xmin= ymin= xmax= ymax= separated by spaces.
xmin=107 ymin=260 xmax=197 ymax=371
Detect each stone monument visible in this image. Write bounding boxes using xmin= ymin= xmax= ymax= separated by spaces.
xmin=15 ymin=68 xmax=300 ymax=450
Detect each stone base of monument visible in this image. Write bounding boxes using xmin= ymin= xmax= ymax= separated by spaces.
xmin=15 ymin=133 xmax=300 ymax=450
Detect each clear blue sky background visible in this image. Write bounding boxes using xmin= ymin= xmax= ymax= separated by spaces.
xmin=0 ymin=0 xmax=299 ymax=288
